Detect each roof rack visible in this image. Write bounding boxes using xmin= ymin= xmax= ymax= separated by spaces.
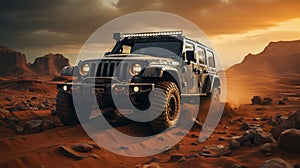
xmin=113 ymin=30 xmax=183 ymax=41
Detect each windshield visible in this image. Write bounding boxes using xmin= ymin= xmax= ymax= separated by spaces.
xmin=108 ymin=37 xmax=183 ymax=58
xmin=131 ymin=41 xmax=182 ymax=57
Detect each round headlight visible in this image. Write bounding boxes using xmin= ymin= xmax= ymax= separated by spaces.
xmin=130 ymin=63 xmax=142 ymax=76
xmin=80 ymin=63 xmax=90 ymax=76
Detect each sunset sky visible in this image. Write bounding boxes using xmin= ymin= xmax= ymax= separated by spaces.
xmin=1 ymin=0 xmax=300 ymax=69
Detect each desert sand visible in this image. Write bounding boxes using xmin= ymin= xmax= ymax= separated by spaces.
xmin=0 ymin=73 xmax=299 ymax=168
xmin=1 ymin=40 xmax=300 ymax=167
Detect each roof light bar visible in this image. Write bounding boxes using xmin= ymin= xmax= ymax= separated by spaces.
xmin=113 ymin=30 xmax=183 ymax=40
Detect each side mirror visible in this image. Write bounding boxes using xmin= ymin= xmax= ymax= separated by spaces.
xmin=186 ymin=50 xmax=195 ymax=62
xmin=113 ymin=33 xmax=121 ymax=41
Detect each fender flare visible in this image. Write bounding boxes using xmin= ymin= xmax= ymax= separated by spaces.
xmin=60 ymin=66 xmax=78 ymax=76
xmin=142 ymin=66 xmax=182 ymax=90
xmin=209 ymin=75 xmax=220 ymax=92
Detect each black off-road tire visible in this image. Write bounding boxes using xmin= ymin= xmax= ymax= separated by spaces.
xmin=150 ymin=82 xmax=181 ymax=132
xmin=56 ymin=90 xmax=79 ymax=125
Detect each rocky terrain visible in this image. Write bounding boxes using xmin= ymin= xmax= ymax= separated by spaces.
xmin=0 ymin=40 xmax=300 ymax=168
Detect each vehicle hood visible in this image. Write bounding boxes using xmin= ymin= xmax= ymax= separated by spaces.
xmin=80 ymin=54 xmax=181 ymax=65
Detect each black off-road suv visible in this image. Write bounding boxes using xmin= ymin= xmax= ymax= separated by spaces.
xmin=56 ymin=31 xmax=221 ymax=132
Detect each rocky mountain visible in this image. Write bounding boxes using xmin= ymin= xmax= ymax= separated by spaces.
xmin=0 ymin=46 xmax=69 ymax=76
xmin=227 ymin=40 xmax=300 ymax=75
xmin=30 ymin=53 xmax=69 ymax=76
xmin=0 ymin=46 xmax=32 ymax=76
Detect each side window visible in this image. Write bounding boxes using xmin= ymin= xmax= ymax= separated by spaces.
xmin=185 ymin=42 xmax=194 ymax=51
xmin=207 ymin=50 xmax=215 ymax=68
xmin=196 ymin=46 xmax=206 ymax=64
xmin=184 ymin=41 xmax=196 ymax=62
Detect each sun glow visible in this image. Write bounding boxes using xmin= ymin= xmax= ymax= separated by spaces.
xmin=211 ymin=18 xmax=300 ymax=69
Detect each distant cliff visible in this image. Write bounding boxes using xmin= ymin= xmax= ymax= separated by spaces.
xmin=30 ymin=53 xmax=69 ymax=76
xmin=0 ymin=46 xmax=69 ymax=76
xmin=226 ymin=40 xmax=300 ymax=75
xmin=0 ymin=46 xmax=32 ymax=76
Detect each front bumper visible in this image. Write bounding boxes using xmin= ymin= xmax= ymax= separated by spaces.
xmin=58 ymin=81 xmax=154 ymax=108
xmin=57 ymin=81 xmax=155 ymax=96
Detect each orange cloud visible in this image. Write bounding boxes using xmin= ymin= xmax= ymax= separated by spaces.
xmin=116 ymin=0 xmax=300 ymax=35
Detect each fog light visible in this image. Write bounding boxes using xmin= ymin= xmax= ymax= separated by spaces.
xmin=133 ymin=86 xmax=139 ymax=92
xmin=63 ymin=85 xmax=68 ymax=91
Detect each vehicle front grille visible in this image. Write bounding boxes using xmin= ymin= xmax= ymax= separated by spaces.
xmin=96 ymin=61 xmax=129 ymax=80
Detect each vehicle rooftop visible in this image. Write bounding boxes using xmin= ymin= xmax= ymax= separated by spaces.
xmin=114 ymin=30 xmax=213 ymax=50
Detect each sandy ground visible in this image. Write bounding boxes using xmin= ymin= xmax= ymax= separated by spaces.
xmin=0 ymin=74 xmax=300 ymax=168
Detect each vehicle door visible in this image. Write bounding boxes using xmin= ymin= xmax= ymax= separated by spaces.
xmin=182 ymin=40 xmax=197 ymax=94
xmin=196 ymin=46 xmax=209 ymax=93
xmin=204 ymin=49 xmax=216 ymax=93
